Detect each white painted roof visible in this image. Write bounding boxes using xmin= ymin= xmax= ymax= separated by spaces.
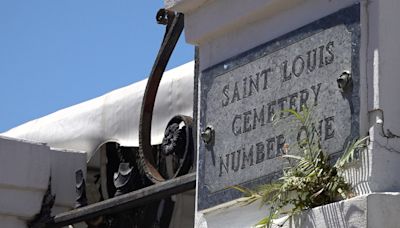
xmin=1 ymin=61 xmax=194 ymax=160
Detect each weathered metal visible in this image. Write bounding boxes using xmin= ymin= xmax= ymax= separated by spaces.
xmin=45 ymin=172 xmax=195 ymax=227
xmin=337 ymin=71 xmax=352 ymax=92
xmin=45 ymin=8 xmax=191 ymax=227
xmin=75 ymin=169 xmax=88 ymax=209
xmin=200 ymin=125 xmax=214 ymax=145
xmin=99 ymin=145 xmax=174 ymax=228
xmin=113 ymin=163 xmax=134 ymax=197
xmin=161 ymin=115 xmax=194 ymax=179
xmin=156 ymin=9 xmax=175 ymax=26
xmin=138 ymin=11 xmax=185 ymax=183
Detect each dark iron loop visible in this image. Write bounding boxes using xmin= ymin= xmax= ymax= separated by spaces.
xmin=156 ymin=9 xmax=175 ymax=25
xmin=161 ymin=115 xmax=194 ymax=179
xmin=138 ymin=12 xmax=185 ymax=184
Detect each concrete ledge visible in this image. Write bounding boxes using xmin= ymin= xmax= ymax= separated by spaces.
xmin=0 ymin=137 xmax=50 ymax=191
xmin=0 ymin=136 xmax=86 ymax=223
xmin=197 ymin=193 xmax=400 ymax=228
xmin=164 ymin=0 xmax=209 ymax=13
xmin=176 ymin=0 xmax=303 ymax=45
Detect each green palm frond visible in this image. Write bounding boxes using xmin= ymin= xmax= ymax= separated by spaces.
xmin=233 ymin=108 xmax=368 ymax=228
xmin=282 ymin=154 xmax=303 ymax=160
xmin=335 ymin=136 xmax=369 ymax=169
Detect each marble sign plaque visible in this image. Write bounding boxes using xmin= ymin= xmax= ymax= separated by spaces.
xmin=198 ymin=5 xmax=360 ymax=210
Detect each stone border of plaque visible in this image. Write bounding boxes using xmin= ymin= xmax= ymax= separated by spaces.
xmin=198 ymin=4 xmax=361 ymax=210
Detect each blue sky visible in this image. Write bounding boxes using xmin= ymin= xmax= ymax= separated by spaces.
xmin=0 ymin=1 xmax=193 ymax=132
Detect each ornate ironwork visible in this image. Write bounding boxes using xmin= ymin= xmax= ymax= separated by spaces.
xmin=138 ymin=10 xmax=185 ymax=184
xmin=161 ymin=115 xmax=194 ymax=179
xmin=75 ymin=169 xmax=88 ymax=209
xmin=46 ymin=173 xmax=195 ymax=227
xmin=45 ymin=8 xmax=195 ymax=227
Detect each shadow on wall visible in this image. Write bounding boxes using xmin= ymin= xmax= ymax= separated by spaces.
xmin=280 ymin=147 xmax=370 ymax=228
xmin=344 ymin=146 xmax=371 ymax=195
xmin=284 ymin=200 xmax=365 ymax=228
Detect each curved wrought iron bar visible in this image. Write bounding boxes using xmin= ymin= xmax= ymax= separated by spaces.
xmin=138 ymin=11 xmax=185 ymax=183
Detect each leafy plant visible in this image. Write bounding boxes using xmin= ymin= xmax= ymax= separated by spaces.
xmin=234 ymin=108 xmax=368 ymax=228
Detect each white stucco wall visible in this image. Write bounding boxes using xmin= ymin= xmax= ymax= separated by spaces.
xmin=167 ymin=0 xmax=400 ymax=193
xmin=0 ymin=136 xmax=86 ymax=227
xmin=166 ymin=0 xmax=400 ymax=227
xmin=363 ymin=0 xmax=400 ymax=193
xmin=196 ymin=193 xmax=400 ymax=228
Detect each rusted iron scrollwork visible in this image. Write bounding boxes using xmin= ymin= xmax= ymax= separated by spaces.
xmin=160 ymin=115 xmax=194 ymax=179
xmin=156 ymin=9 xmax=175 ymax=26
xmin=138 ymin=10 xmax=185 ymax=183
xmin=44 ymin=9 xmax=193 ymax=228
